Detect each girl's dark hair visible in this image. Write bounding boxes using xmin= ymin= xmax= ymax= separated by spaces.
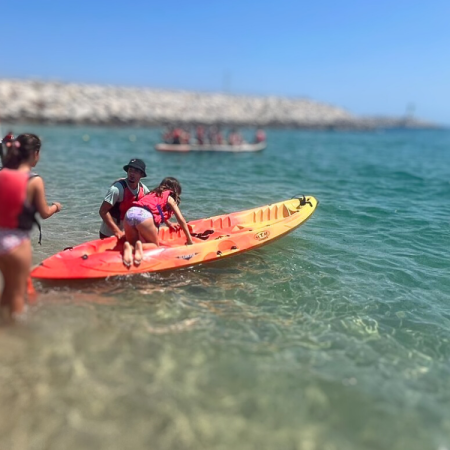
xmin=2 ymin=133 xmax=41 ymax=169
xmin=152 ymin=177 xmax=182 ymax=205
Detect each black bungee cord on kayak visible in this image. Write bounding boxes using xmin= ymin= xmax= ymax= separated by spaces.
xmin=191 ymin=229 xmax=214 ymax=240
xmin=292 ymin=194 xmax=313 ymax=207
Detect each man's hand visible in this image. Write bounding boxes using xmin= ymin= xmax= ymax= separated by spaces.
xmin=114 ymin=230 xmax=125 ymax=240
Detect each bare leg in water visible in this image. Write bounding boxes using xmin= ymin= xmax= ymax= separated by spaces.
xmin=0 ymin=239 xmax=32 ymax=321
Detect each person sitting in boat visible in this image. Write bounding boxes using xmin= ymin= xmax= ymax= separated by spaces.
xmin=122 ymin=177 xmax=193 ymax=267
xmin=180 ymin=127 xmax=190 ymax=144
xmin=196 ymin=125 xmax=206 ymax=145
xmin=99 ymin=158 xmax=149 ymax=240
xmin=172 ymin=127 xmax=183 ymax=144
xmin=228 ymin=128 xmax=244 ymax=145
xmin=216 ymin=126 xmax=224 ymax=144
xmin=162 ymin=126 xmax=174 ymax=144
xmin=207 ymin=125 xmax=224 ymax=145
xmin=254 ymin=128 xmax=266 ymax=143
xmin=0 ymin=133 xmax=62 ymax=320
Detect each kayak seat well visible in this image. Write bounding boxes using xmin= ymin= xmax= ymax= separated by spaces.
xmin=249 ymin=204 xmax=292 ymax=223
xmin=209 ymin=216 xmax=232 ymax=230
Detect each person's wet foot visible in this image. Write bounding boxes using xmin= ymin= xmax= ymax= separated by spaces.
xmin=122 ymin=242 xmax=133 ymax=268
xmin=134 ymin=240 xmax=143 ymax=266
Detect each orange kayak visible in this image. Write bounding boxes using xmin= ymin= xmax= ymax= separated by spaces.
xmin=31 ymin=196 xmax=318 ymax=280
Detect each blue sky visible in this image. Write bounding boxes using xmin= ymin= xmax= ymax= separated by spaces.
xmin=1 ymin=0 xmax=449 ymax=124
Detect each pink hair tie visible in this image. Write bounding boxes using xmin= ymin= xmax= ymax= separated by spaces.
xmin=14 ymin=141 xmax=21 ymax=148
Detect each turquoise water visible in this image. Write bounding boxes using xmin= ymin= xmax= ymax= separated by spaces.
xmin=1 ymin=125 xmax=450 ymax=450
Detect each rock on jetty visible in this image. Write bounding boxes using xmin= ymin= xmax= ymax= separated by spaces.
xmin=0 ymin=79 xmax=434 ymax=129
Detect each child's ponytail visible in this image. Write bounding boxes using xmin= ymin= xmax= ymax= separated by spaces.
xmin=1 ymin=133 xmax=41 ymax=169
xmin=1 ymin=132 xmax=15 ymax=167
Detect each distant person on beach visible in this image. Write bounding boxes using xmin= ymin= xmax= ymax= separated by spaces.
xmin=254 ymin=129 xmax=266 ymax=143
xmin=122 ymin=177 xmax=193 ymax=267
xmin=0 ymin=133 xmax=62 ymax=320
xmin=99 ymin=158 xmax=149 ymax=239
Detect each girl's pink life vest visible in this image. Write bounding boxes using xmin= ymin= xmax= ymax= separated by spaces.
xmin=133 ymin=190 xmax=173 ymax=226
xmin=0 ymin=169 xmax=38 ymax=230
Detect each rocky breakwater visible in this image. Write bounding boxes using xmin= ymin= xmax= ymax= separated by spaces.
xmin=0 ymin=79 xmax=434 ymax=129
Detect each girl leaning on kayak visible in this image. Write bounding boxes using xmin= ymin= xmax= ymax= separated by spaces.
xmin=122 ymin=177 xmax=193 ymax=267
xmin=0 ymin=133 xmax=62 ymax=320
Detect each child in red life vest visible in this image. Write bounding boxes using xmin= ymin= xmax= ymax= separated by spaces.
xmin=0 ymin=134 xmax=62 ymax=320
xmin=122 ymin=177 xmax=193 ymax=266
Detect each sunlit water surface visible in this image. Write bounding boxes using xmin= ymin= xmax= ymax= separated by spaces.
xmin=1 ymin=126 xmax=450 ymax=450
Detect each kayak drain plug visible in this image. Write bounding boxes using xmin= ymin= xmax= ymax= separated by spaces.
xmin=81 ymin=254 xmax=88 ymax=260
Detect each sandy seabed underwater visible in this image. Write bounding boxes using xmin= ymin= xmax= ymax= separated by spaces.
xmin=1 ymin=125 xmax=450 ymax=450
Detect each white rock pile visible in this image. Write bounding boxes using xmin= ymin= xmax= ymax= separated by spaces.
xmin=0 ymin=79 xmax=433 ymax=129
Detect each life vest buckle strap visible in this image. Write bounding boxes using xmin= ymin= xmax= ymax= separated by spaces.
xmin=156 ymin=204 xmax=166 ymax=224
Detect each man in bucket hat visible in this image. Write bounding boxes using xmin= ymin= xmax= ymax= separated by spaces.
xmin=99 ymin=158 xmax=149 ymax=239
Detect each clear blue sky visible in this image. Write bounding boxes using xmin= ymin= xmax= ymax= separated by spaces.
xmin=2 ymin=0 xmax=449 ymax=124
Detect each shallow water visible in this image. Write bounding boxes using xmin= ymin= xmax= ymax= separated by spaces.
xmin=1 ymin=125 xmax=450 ymax=450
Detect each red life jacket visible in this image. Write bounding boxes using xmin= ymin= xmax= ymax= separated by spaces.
xmin=172 ymin=129 xmax=182 ymax=144
xmin=0 ymin=169 xmax=38 ymax=231
xmin=133 ymin=190 xmax=173 ymax=226
xmin=255 ymin=130 xmax=266 ymax=143
xmin=110 ymin=179 xmax=146 ymax=225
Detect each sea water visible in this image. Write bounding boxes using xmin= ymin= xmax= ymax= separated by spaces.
xmin=0 ymin=125 xmax=449 ymax=450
